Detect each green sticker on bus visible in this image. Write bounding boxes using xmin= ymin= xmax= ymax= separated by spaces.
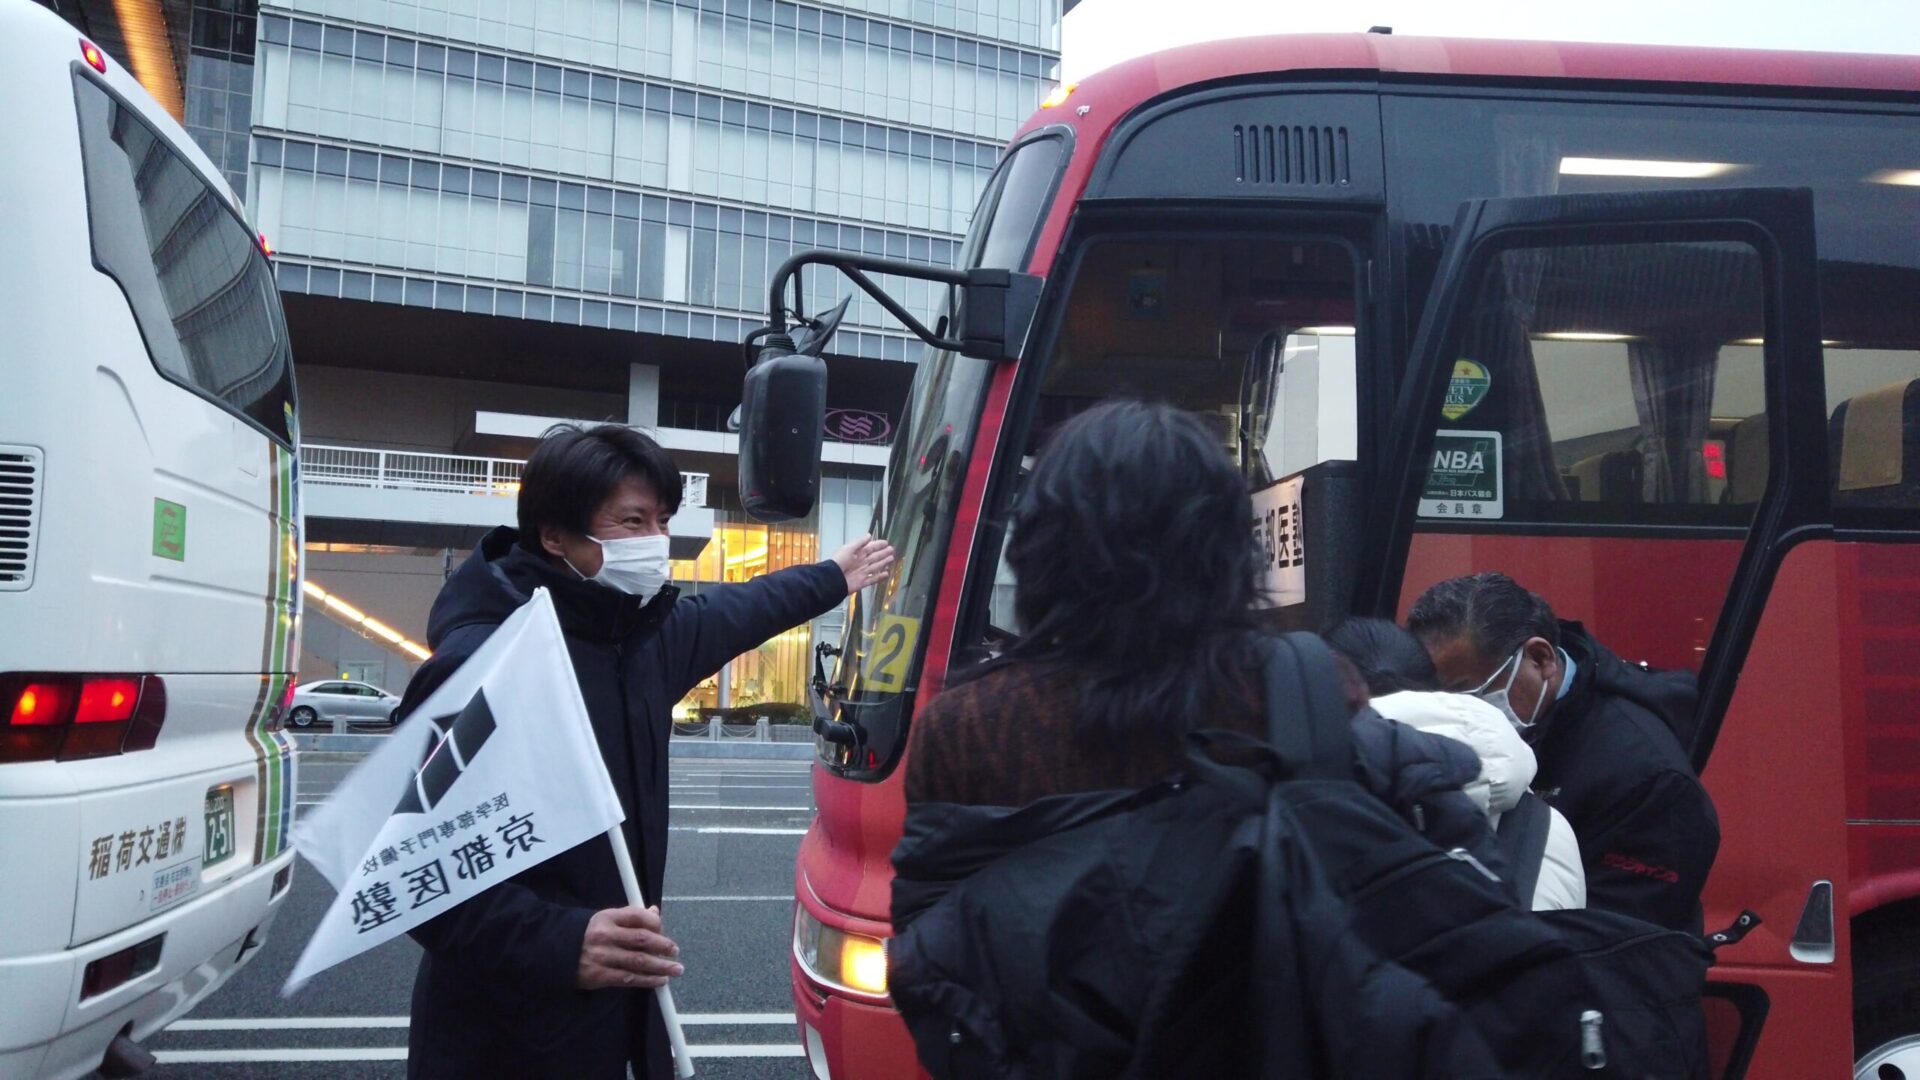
xmin=1442 ymin=359 xmax=1491 ymax=420
xmin=153 ymin=499 xmax=186 ymax=561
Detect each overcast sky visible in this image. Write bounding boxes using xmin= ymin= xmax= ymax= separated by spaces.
xmin=1061 ymin=0 xmax=1920 ymax=81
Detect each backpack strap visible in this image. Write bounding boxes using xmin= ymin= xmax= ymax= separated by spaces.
xmin=1495 ymin=791 xmax=1553 ymax=908
xmin=1262 ymin=633 xmax=1356 ymax=783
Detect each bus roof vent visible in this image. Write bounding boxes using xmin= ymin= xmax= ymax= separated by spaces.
xmin=0 ymin=447 xmax=42 ymax=591
xmin=1233 ymin=124 xmax=1351 ymax=187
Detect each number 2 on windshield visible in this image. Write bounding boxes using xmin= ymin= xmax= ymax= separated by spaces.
xmin=862 ymin=615 xmax=920 ymax=693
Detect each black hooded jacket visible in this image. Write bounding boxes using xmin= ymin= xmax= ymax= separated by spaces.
xmin=396 ymin=527 xmax=847 ymax=1079
xmin=889 ymin=731 xmax=1503 ymax=1079
xmin=1531 ymin=621 xmax=1720 ymax=934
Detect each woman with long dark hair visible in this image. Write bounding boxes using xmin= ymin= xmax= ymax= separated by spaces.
xmin=903 ymin=399 xmax=1276 ymax=806
xmin=887 ymin=401 xmax=1500 ymax=1077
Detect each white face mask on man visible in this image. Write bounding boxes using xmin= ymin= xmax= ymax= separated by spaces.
xmin=567 ymin=533 xmax=671 ymax=601
xmin=1471 ymin=647 xmax=1548 ymax=731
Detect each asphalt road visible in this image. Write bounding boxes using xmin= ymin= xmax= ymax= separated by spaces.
xmin=142 ymin=751 xmax=819 ymax=1079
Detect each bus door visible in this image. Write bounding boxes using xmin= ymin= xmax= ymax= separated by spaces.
xmin=1360 ymin=187 xmax=1836 ymax=1078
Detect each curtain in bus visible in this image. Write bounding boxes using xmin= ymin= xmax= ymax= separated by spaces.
xmin=1628 ymin=340 xmax=1720 ymax=503
xmin=1464 ymin=279 xmax=1571 ymax=503
xmin=1490 ymin=131 xmax=1572 ymax=503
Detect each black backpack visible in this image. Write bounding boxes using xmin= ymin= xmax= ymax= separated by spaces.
xmin=1263 ymin=632 xmax=1714 ymax=1078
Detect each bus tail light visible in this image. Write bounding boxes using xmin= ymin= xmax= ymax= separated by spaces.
xmin=794 ymin=905 xmax=889 ymax=997
xmin=0 ymin=675 xmax=167 ymax=763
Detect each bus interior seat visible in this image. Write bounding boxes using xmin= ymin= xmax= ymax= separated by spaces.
xmin=1831 ymin=378 xmax=1920 ymax=507
xmin=1569 ymin=450 xmax=1643 ymax=503
xmin=1725 ymin=413 xmax=1770 ymax=505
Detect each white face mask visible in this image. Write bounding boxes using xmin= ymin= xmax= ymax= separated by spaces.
xmin=1471 ymin=647 xmax=1548 ymax=731
xmin=569 ymin=533 xmax=670 ymax=601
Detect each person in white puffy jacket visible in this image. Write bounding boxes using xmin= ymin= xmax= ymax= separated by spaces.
xmin=1328 ymin=619 xmax=1587 ymax=912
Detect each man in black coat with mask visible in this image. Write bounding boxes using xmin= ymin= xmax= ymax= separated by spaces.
xmin=1409 ymin=572 xmax=1719 ymax=935
xmin=395 ymin=423 xmax=893 ymax=1079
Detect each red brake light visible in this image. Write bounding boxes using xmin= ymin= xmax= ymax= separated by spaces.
xmin=76 ymin=679 xmax=140 ymax=724
xmin=2 ymin=676 xmax=165 ymax=762
xmin=12 ymin=683 xmax=75 ymax=726
xmin=80 ymin=39 xmax=107 ymax=74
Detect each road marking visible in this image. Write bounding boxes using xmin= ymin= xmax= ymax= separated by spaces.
xmin=295 ymin=800 xmax=812 ymax=810
xmin=154 ymin=1049 xmax=407 ymax=1063
xmin=669 ymin=783 xmax=812 ymax=789
xmin=170 ymin=1017 xmax=410 ymax=1031
xmin=168 ymin=1013 xmax=794 ymax=1032
xmin=668 ymin=776 xmax=810 ymax=787
xmin=666 ymin=896 xmax=790 ymax=902
xmin=670 ymin=804 xmax=811 ymax=811
xmin=152 ymin=1046 xmax=804 ymax=1064
xmin=670 ymin=826 xmax=809 ymax=835
xmin=687 ymin=1045 xmax=806 ymax=1058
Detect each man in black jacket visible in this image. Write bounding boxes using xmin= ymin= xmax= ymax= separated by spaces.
xmin=1409 ymin=572 xmax=1720 ymax=934
xmin=396 ymin=424 xmax=892 ymax=1079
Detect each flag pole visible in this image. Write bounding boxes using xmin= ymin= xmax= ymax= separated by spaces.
xmin=607 ymin=826 xmax=696 ymax=1079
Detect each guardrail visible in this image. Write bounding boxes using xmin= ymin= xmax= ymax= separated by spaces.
xmin=303 ymin=444 xmax=709 ymax=505
xmin=671 ymin=717 xmax=814 ymax=743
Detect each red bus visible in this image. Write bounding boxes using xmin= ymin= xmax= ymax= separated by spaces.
xmin=741 ymin=32 xmax=1920 ymax=1079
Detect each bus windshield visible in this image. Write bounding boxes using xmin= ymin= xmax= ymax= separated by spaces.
xmin=819 ymin=132 xmax=1064 ymax=776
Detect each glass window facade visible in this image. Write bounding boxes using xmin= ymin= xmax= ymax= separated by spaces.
xmin=253 ymin=18 xmax=1001 ymax=230
xmin=252 ymin=134 xmax=961 ymax=335
xmin=259 ymin=0 xmax=1053 ymax=133
xmin=186 ymin=0 xmax=263 ymax=192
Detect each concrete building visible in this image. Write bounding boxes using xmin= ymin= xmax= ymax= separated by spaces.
xmin=42 ymin=0 xmax=1062 ymax=720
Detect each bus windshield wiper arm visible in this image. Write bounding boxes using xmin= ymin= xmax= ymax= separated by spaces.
xmin=810 ymin=643 xmax=865 ymax=747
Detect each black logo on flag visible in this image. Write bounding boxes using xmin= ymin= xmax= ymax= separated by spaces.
xmin=395 ymin=689 xmax=498 ymax=816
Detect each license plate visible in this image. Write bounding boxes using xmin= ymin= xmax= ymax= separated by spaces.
xmin=205 ymin=786 xmax=235 ymax=866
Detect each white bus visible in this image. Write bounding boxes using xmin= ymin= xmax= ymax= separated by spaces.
xmin=0 ymin=4 xmax=302 ymax=1076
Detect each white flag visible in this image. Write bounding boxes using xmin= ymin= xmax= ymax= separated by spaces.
xmin=285 ymin=588 xmax=626 ymax=993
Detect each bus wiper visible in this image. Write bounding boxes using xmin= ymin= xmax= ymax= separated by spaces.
xmin=809 ymin=642 xmax=865 ymax=748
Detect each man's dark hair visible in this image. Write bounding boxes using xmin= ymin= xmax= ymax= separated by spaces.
xmin=991 ymin=399 xmax=1264 ymax=745
xmin=516 ymin=424 xmax=682 ymax=553
xmin=1325 ymin=617 xmax=1440 ymax=696
xmin=1406 ymin=572 xmax=1559 ymax=660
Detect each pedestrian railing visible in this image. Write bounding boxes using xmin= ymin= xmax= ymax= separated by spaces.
xmin=302 ymin=444 xmax=708 ymax=505
xmin=669 ymin=717 xmax=815 ymax=743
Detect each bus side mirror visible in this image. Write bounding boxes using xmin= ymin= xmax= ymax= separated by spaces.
xmin=958 ymin=269 xmax=1043 ymax=362
xmin=738 ymin=333 xmax=827 ymax=523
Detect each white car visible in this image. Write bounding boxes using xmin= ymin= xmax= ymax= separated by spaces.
xmin=287 ymin=681 xmax=402 ymax=730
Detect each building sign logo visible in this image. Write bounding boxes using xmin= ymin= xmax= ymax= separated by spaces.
xmin=825 ymin=409 xmax=892 ymax=444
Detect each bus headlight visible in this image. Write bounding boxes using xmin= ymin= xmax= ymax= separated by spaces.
xmin=794 ymin=904 xmax=888 ymax=997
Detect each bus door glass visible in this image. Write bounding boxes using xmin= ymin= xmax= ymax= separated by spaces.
xmin=1366 ymin=187 xmax=1832 ymax=1078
